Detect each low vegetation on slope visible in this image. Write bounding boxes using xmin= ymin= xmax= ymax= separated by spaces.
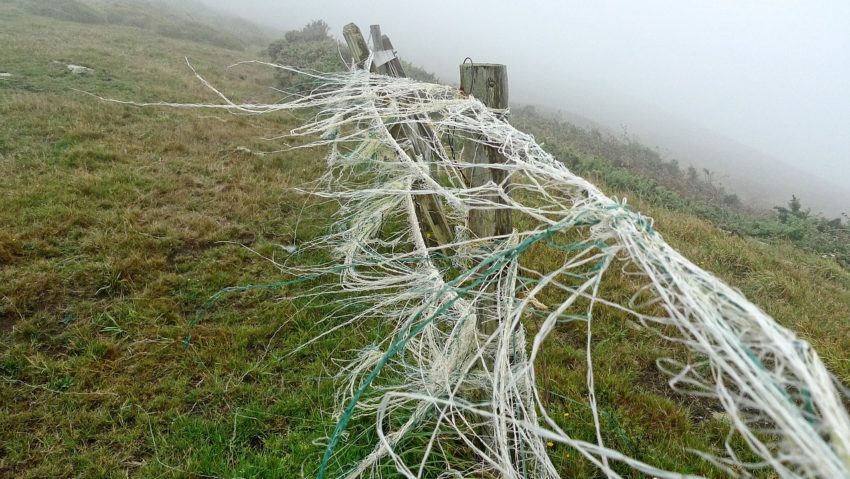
xmin=512 ymin=107 xmax=850 ymax=268
xmin=1 ymin=6 xmax=848 ymax=478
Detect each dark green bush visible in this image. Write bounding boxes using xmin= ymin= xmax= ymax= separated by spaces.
xmin=267 ymin=39 xmax=348 ymax=91
xmin=401 ymin=61 xmax=439 ymax=83
xmin=267 ymin=20 xmax=443 ymax=91
xmin=283 ymin=20 xmax=331 ymax=43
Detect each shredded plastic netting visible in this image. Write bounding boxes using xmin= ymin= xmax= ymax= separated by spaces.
xmin=111 ymin=60 xmax=850 ymax=478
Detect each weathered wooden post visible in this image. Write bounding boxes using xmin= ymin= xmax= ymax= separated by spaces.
xmin=342 ymin=23 xmax=371 ymax=71
xmin=460 ymin=63 xmax=511 ymax=239
xmin=378 ymin=34 xmax=407 ymax=78
xmin=369 ymin=24 xmax=383 ymax=49
xmin=341 ymin=23 xmax=453 ymax=247
xmin=459 ymin=62 xmax=522 ymax=464
xmin=459 ymin=63 xmax=512 ymax=339
xmin=368 ymin=25 xmax=388 ymax=74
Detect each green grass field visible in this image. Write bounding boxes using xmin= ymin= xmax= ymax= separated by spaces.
xmin=2 ymin=2 xmax=849 ymax=478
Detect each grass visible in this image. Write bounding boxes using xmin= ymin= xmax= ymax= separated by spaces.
xmin=0 ymin=4 xmax=352 ymax=477
xmin=13 ymin=0 xmax=271 ymax=50
xmin=2 ymin=2 xmax=849 ymax=478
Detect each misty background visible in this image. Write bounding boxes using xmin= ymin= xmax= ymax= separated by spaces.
xmin=202 ymin=0 xmax=849 ymax=215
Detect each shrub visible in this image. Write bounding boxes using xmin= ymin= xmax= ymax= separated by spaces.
xmin=401 ymin=61 xmax=439 ymax=83
xmin=283 ymin=20 xmax=331 ymax=43
xmin=268 ymin=39 xmax=349 ymax=91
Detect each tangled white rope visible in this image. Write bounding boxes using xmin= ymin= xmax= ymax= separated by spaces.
xmin=115 ymin=60 xmax=850 ymax=478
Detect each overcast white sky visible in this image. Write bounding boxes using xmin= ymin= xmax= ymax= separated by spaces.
xmin=204 ymin=0 xmax=850 ymax=198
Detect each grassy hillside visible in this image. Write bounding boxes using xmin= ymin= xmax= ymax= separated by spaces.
xmin=511 ymin=106 xmax=850 ymax=269
xmin=1 ymin=3 xmax=849 ymax=478
xmin=11 ymin=0 xmax=276 ymax=50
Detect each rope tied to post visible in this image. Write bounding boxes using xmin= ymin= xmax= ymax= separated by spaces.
xmin=110 ymin=38 xmax=850 ymax=477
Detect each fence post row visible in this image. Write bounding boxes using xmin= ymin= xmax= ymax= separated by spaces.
xmin=342 ymin=22 xmax=513 ymax=354
xmin=342 ymin=21 xmax=514 ymax=451
xmin=341 ymin=23 xmax=453 ymax=247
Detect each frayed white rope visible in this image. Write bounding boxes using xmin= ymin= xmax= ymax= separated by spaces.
xmin=116 ymin=65 xmax=850 ymax=478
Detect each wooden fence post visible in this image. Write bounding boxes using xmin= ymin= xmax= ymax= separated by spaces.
xmin=460 ymin=63 xmax=512 ymax=240
xmin=458 ymin=62 xmax=520 ymax=462
xmin=460 ymin=63 xmax=511 ymax=345
xmin=342 ymin=23 xmax=371 ymax=71
xmin=379 ymin=34 xmax=407 ymax=78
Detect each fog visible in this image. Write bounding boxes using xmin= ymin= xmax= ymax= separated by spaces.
xmin=202 ymin=0 xmax=850 ymax=214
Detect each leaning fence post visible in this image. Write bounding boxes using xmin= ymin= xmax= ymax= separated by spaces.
xmin=343 ymin=23 xmax=371 ymax=71
xmin=379 ymin=34 xmax=407 ymax=78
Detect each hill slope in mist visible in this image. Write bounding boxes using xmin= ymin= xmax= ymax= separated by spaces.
xmin=563 ymin=100 xmax=850 ymax=217
xmin=14 ymin=0 xmax=278 ymax=50
xmin=636 ymin=115 xmax=849 ymax=217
